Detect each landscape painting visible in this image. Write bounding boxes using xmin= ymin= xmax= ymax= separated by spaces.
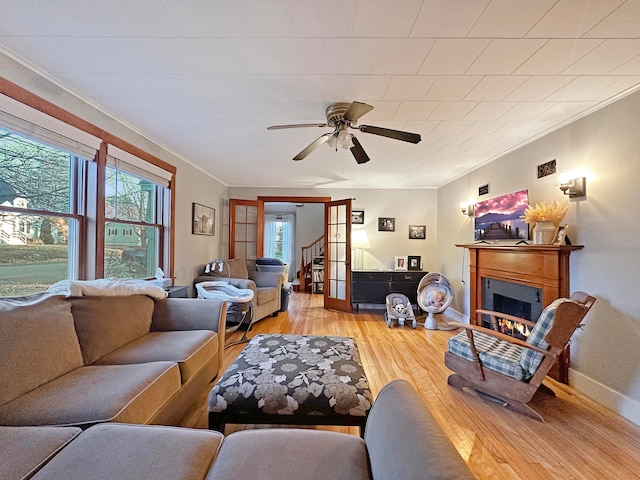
xmin=474 ymin=189 xmax=529 ymax=241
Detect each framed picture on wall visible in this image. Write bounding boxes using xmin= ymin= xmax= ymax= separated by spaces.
xmin=352 ymin=209 xmax=364 ymax=224
xmin=378 ymin=217 xmax=395 ymax=231
xmin=408 ymin=255 xmax=421 ymax=271
xmin=409 ymin=225 xmax=426 ymax=239
xmin=192 ymin=203 xmax=215 ymax=236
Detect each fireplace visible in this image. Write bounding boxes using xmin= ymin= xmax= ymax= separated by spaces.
xmin=481 ymin=278 xmax=542 ymax=341
xmin=456 ymin=243 xmax=583 ymax=383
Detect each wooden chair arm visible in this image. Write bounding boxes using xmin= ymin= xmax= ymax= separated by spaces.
xmin=447 ymin=322 xmax=555 ymax=358
xmin=475 ymin=309 xmax=536 ymax=328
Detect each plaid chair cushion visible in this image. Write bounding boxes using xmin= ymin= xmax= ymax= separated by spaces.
xmin=448 ymin=330 xmax=530 ymax=381
xmin=520 ymin=298 xmax=566 ymax=375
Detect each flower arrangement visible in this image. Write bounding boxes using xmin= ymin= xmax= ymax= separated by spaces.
xmin=520 ymin=201 xmax=568 ymax=226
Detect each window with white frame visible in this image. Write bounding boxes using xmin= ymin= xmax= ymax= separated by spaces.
xmin=0 ymin=94 xmax=173 ymax=296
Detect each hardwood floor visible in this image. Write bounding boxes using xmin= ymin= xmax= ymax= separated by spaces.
xmin=187 ymin=292 xmax=640 ymax=479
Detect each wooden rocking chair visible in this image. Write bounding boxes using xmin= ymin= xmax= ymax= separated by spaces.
xmin=444 ymin=291 xmax=596 ymax=421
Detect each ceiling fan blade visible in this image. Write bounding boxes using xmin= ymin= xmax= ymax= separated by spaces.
xmin=358 ymin=125 xmax=421 ymax=144
xmin=268 ymin=123 xmax=328 ymax=130
xmin=350 ymin=136 xmax=370 ymax=164
xmin=343 ymin=102 xmax=374 ymax=123
xmin=293 ymin=133 xmax=333 ymax=161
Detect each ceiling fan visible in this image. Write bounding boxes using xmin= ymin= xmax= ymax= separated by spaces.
xmin=267 ymin=101 xmax=421 ymax=164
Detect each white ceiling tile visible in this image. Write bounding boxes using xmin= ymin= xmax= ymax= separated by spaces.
xmin=224 ymin=0 xmax=295 ymax=37
xmin=515 ymin=39 xmax=603 ymax=75
xmin=583 ymin=77 xmax=640 ymax=102
xmin=464 ymin=102 xmax=518 ymax=120
xmin=360 ymin=101 xmax=401 ymax=121
xmin=498 ymin=102 xmax=557 ymax=121
xmin=402 ymin=121 xmax=441 ymax=137
xmin=394 ymin=102 xmax=439 ymax=120
xmin=411 ymin=0 xmax=489 ymax=37
xmin=429 ymin=102 xmax=478 ymax=120
xmin=344 ymin=76 xmax=392 ymax=101
xmin=546 ymin=76 xmax=619 ymax=101
xmin=38 ymin=0 xmax=126 ymax=36
xmin=0 ymin=0 xmax=70 ymax=36
xmin=466 ymin=39 xmax=546 ymax=74
xmin=217 ymin=38 xmax=323 ymax=75
xmin=534 ymin=101 xmax=600 ymax=125
xmin=527 ymin=0 xmax=626 ymax=38
xmin=465 ymin=76 xmax=528 ymax=101
xmin=469 ymin=0 xmax=556 ymax=38
xmin=562 ymin=40 xmax=640 ymax=75
xmin=323 ymin=38 xmax=378 ymax=74
xmin=505 ymin=76 xmax=576 ymax=101
xmin=612 ymin=54 xmax=640 ymax=74
xmin=463 ymin=120 xmax=509 ymax=136
xmin=585 ymin=0 xmax=640 ymax=38
xmin=100 ymin=0 xmax=181 ymax=36
xmin=353 ymin=0 xmax=423 ymax=37
xmin=160 ymin=0 xmax=237 ymax=36
xmin=384 ymin=76 xmax=436 ymax=100
xmin=292 ymin=0 xmax=357 ymax=37
xmin=419 ymin=39 xmax=490 ymax=75
xmin=424 ymin=76 xmax=483 ymax=101
xmin=371 ymin=39 xmax=434 ymax=75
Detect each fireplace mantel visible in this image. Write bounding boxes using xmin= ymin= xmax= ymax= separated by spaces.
xmin=456 ymin=243 xmax=583 ymax=383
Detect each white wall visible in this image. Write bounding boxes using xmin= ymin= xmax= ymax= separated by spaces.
xmin=228 ymin=187 xmax=438 ymax=272
xmin=1 ymin=52 xmax=229 ymax=289
xmin=437 ymin=90 xmax=640 ymax=426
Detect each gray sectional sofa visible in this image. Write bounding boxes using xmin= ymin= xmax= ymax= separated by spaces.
xmin=0 ymin=293 xmax=226 ymax=428
xmin=0 ymin=380 xmax=475 ymax=480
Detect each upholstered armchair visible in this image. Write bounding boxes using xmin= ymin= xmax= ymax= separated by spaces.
xmin=194 ymin=258 xmax=285 ymax=323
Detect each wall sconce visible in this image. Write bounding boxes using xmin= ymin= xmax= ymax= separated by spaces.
xmin=459 ymin=202 xmax=475 ymax=217
xmin=558 ymin=171 xmax=586 ymax=198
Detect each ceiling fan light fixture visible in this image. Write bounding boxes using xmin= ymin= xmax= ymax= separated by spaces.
xmin=337 ymin=127 xmax=353 ymax=149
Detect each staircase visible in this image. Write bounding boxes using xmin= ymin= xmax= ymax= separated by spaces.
xmin=297 ymin=235 xmax=323 ymax=293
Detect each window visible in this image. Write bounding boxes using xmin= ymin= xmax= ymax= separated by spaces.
xmin=264 ymin=214 xmax=294 ymax=281
xmin=0 ymin=94 xmax=174 ymax=296
xmin=0 ymin=127 xmax=84 ymax=296
xmin=105 ymin=145 xmax=171 ymax=279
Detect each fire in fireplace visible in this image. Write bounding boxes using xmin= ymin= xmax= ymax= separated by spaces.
xmin=481 ymin=278 xmax=542 ymax=341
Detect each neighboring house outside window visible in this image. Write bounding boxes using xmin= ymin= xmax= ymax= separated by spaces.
xmin=0 ymin=96 xmax=174 ymax=297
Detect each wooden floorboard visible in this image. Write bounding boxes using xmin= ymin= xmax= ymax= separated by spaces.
xmin=185 ymin=292 xmax=640 ymax=479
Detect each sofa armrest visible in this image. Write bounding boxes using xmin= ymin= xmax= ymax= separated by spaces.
xmin=364 ymin=379 xmax=474 ymax=480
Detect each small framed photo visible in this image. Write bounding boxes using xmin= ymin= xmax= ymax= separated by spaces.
xmin=378 ymin=217 xmax=395 ymax=232
xmin=192 ymin=203 xmax=215 ymax=236
xmin=408 ymin=255 xmax=421 ymax=271
xmin=394 ymin=256 xmax=408 ymax=271
xmin=553 ymin=224 xmax=569 ymax=245
xmin=409 ymin=225 xmax=426 ymax=239
xmin=352 ymin=209 xmax=364 ymax=224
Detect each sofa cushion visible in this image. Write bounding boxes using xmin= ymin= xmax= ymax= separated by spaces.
xmin=0 ymin=294 xmax=84 ymax=407
xmin=255 ymin=285 xmax=278 ymax=305
xmin=206 ymin=429 xmax=370 ymax=480
xmin=227 ymin=258 xmax=249 ymax=279
xmin=32 ymin=423 xmax=223 ymax=480
xmin=70 ymin=295 xmax=155 ymax=365
xmin=0 ymin=425 xmax=81 ymax=480
xmin=0 ymin=362 xmax=180 ymax=427
xmin=94 ymin=330 xmax=218 ymax=384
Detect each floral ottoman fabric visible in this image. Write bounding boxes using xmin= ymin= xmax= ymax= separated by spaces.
xmin=208 ymin=334 xmax=373 ymax=431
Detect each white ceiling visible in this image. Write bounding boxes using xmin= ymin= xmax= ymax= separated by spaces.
xmin=2 ymin=0 xmax=640 ymax=189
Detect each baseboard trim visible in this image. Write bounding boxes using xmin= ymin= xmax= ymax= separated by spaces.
xmin=569 ymin=369 xmax=640 ymax=427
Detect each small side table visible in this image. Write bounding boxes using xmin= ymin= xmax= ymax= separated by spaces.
xmin=166 ymin=285 xmax=188 ymax=298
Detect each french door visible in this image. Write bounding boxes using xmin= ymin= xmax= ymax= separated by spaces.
xmin=324 ymin=199 xmax=352 ymax=312
xmin=229 ymin=199 xmax=264 ymax=259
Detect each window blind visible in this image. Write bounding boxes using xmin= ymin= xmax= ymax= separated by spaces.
xmin=106 ymin=144 xmax=172 ymax=187
xmin=0 ymin=93 xmax=101 ymax=159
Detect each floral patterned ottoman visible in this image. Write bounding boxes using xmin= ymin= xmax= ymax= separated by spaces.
xmin=208 ymin=334 xmax=373 ymax=435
